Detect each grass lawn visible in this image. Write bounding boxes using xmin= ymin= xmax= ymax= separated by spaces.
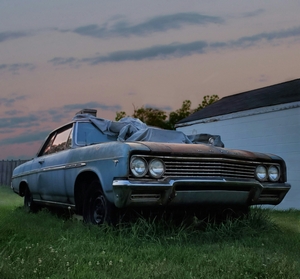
xmin=0 ymin=185 xmax=299 ymax=279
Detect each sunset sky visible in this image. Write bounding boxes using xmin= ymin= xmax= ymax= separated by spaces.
xmin=1 ymin=0 xmax=300 ymax=160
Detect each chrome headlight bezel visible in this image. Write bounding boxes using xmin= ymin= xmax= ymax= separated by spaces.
xmin=255 ymin=165 xmax=268 ymax=181
xmin=268 ymin=165 xmax=280 ymax=182
xmin=130 ymin=156 xmax=148 ymax=177
xmin=149 ymin=159 xmax=165 ymax=178
xmin=255 ymin=164 xmax=281 ymax=182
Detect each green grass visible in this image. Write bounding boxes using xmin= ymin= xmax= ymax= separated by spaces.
xmin=0 ymin=185 xmax=299 ymax=279
xmin=0 ymin=185 xmax=23 ymax=210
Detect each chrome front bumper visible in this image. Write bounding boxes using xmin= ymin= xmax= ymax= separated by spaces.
xmin=112 ymin=178 xmax=291 ymax=208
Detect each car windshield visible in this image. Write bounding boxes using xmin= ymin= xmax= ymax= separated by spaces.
xmin=76 ymin=122 xmax=114 ymax=145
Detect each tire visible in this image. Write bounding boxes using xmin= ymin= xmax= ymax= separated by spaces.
xmin=83 ymin=181 xmax=117 ymax=225
xmin=24 ymin=188 xmax=39 ymax=213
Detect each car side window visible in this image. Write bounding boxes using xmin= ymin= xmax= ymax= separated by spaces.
xmin=51 ymin=127 xmax=72 ymax=153
xmin=40 ymin=125 xmax=73 ymax=156
xmin=43 ymin=134 xmax=56 ymax=155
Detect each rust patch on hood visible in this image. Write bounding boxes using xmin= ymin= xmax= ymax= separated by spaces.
xmin=134 ymin=141 xmax=274 ymax=161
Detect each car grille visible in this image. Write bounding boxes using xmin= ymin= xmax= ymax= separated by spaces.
xmin=129 ymin=155 xmax=259 ymax=180
xmin=163 ymin=158 xmax=256 ymax=179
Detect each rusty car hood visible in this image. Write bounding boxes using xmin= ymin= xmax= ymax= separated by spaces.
xmin=128 ymin=141 xmax=280 ymax=162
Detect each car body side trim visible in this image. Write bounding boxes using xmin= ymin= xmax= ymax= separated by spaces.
xmin=11 ymin=162 xmax=87 ymax=179
xmin=33 ymin=199 xmax=76 ymax=209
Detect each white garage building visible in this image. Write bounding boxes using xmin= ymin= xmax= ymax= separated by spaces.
xmin=176 ymin=79 xmax=300 ymax=209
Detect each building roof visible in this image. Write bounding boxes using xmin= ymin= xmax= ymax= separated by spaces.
xmin=177 ymin=78 xmax=300 ymax=124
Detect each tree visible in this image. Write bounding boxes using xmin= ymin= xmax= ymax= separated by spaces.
xmin=115 ymin=95 xmax=219 ymax=129
xmin=193 ymin=94 xmax=219 ymax=113
xmin=132 ymin=106 xmax=169 ymax=129
xmin=168 ymin=100 xmax=192 ymax=130
xmin=115 ymin=111 xmax=127 ymax=121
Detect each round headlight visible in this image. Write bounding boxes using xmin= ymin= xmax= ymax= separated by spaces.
xmin=255 ymin=165 xmax=267 ymax=181
xmin=130 ymin=157 xmax=148 ymax=177
xmin=268 ymin=165 xmax=280 ymax=182
xmin=149 ymin=159 xmax=165 ymax=178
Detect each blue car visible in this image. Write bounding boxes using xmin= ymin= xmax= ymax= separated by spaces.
xmin=11 ymin=109 xmax=291 ymax=224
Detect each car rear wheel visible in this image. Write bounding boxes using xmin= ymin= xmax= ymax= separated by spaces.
xmin=83 ymin=181 xmax=117 ymax=225
xmin=24 ymin=188 xmax=39 ymax=213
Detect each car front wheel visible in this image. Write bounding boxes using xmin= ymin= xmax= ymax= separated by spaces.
xmin=24 ymin=188 xmax=39 ymax=213
xmin=83 ymin=181 xmax=117 ymax=225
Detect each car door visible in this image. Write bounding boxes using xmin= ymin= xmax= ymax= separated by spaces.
xmin=35 ymin=124 xmax=73 ymax=203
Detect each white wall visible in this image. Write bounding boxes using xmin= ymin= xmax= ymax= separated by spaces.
xmin=177 ymin=105 xmax=300 ymax=209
